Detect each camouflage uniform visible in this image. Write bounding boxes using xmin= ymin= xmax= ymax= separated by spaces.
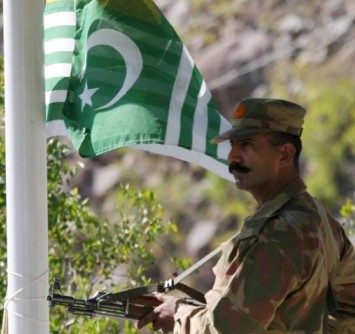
xmin=173 ymin=99 xmax=355 ymax=333
xmin=174 ymin=178 xmax=355 ymax=333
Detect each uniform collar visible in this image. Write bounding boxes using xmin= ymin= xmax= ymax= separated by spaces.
xmin=239 ymin=178 xmax=307 ymax=240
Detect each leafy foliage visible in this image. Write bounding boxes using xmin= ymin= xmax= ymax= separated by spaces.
xmin=341 ymin=199 xmax=355 ymax=236
xmin=0 ymin=136 xmax=177 ymax=333
xmin=47 ymin=141 xmax=177 ymax=333
xmin=302 ymin=78 xmax=355 ymax=209
xmin=271 ymin=64 xmax=355 ymax=213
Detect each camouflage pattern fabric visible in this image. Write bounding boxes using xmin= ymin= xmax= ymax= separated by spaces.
xmin=174 ymin=178 xmax=355 ymax=333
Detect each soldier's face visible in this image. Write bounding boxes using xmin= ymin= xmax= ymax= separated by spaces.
xmin=227 ymin=133 xmax=283 ymax=196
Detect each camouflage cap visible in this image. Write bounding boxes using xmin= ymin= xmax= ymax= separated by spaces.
xmin=211 ymin=98 xmax=306 ymax=144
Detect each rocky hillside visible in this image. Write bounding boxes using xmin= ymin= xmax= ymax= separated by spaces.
xmin=157 ymin=0 xmax=355 ymax=118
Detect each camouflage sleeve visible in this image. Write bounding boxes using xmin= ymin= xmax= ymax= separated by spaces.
xmin=332 ymin=233 xmax=355 ymax=317
xmin=174 ymin=229 xmax=302 ymax=333
xmin=321 ymin=212 xmax=355 ymax=319
xmin=174 ymin=304 xmax=219 ymax=334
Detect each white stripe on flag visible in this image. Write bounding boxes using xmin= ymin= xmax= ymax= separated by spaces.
xmin=46 ymin=120 xmax=68 ymax=138
xmin=45 ymin=90 xmax=68 ymax=105
xmin=165 ymin=46 xmax=194 ymax=145
xmin=217 ymin=140 xmax=232 ymax=163
xmin=217 ymin=118 xmax=232 ymax=161
xmin=45 ymin=38 xmax=75 ymax=55
xmin=45 ymin=63 xmax=72 ymax=79
xmin=44 ymin=12 xmax=76 ymax=29
xmin=131 ymin=144 xmax=234 ymax=182
xmin=191 ymin=80 xmax=211 ymax=153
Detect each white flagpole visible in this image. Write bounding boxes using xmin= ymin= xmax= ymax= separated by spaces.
xmin=3 ymin=0 xmax=49 ymax=332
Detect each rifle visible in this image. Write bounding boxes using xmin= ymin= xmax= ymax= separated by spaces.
xmin=47 ymin=233 xmax=237 ymax=322
xmin=47 ymin=278 xmax=205 ymax=321
xmin=47 ymin=240 xmax=225 ymax=321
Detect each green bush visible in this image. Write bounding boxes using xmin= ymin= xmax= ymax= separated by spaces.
xmin=271 ymin=64 xmax=355 ymax=212
xmin=341 ymin=199 xmax=355 ymax=236
xmin=0 ymin=138 xmax=177 ymax=333
xmin=48 ymin=141 xmax=178 ymax=333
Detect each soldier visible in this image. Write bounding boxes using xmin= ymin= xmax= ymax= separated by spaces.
xmin=137 ymin=98 xmax=355 ymax=333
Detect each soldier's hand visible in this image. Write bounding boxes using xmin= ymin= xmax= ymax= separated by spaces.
xmin=136 ymin=293 xmax=186 ymax=333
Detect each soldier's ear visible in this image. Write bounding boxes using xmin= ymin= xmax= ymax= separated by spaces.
xmin=279 ymin=143 xmax=295 ymax=168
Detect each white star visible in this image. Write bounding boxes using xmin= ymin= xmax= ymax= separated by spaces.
xmin=79 ymin=82 xmax=99 ymax=112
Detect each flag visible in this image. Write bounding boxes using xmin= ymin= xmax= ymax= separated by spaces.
xmin=44 ymin=0 xmax=233 ymax=182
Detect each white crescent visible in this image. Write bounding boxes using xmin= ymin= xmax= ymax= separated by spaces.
xmin=85 ymin=28 xmax=143 ymax=110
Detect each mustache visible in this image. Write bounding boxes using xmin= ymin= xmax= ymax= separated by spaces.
xmin=229 ymin=162 xmax=251 ymax=174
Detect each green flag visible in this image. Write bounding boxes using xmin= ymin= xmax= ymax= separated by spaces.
xmin=44 ymin=0 xmax=233 ymax=181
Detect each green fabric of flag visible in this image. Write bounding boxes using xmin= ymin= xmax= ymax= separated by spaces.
xmin=44 ymin=0 xmax=233 ymax=181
